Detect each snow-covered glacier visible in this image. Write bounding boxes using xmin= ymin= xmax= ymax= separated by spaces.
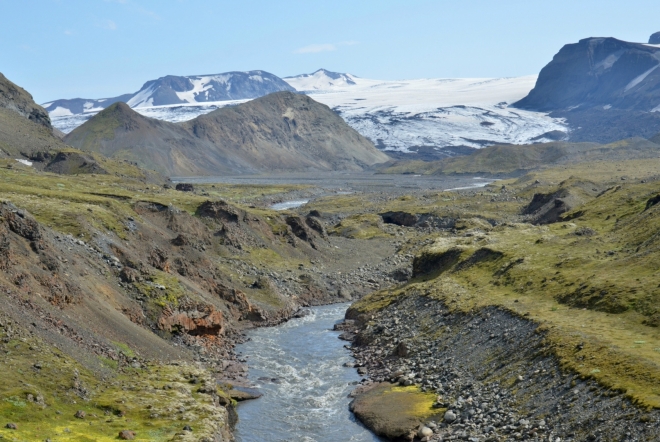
xmin=50 ymin=70 xmax=567 ymax=154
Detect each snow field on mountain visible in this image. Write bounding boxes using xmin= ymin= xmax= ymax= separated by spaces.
xmin=50 ymin=70 xmax=566 ymax=152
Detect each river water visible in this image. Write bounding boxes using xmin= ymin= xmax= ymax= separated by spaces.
xmin=234 ymin=303 xmax=382 ymax=442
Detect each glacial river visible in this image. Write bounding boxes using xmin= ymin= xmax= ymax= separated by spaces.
xmin=234 ymin=303 xmax=382 ymax=442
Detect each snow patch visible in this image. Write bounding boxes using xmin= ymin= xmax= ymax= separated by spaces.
xmin=624 ymin=64 xmax=660 ymax=92
xmin=127 ymin=84 xmax=157 ymax=108
xmin=595 ymin=50 xmax=624 ymax=71
xmin=49 ymin=106 xmax=74 ymax=117
xmin=15 ymin=159 xmax=32 ymax=166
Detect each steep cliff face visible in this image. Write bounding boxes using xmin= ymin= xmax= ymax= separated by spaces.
xmin=515 ymin=37 xmax=660 ymax=112
xmin=64 ymin=92 xmax=389 ymax=176
xmin=0 ymin=72 xmax=68 ymax=157
xmin=0 ymin=72 xmax=52 ymax=128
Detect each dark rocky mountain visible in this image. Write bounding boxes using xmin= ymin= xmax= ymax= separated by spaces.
xmin=514 ymin=37 xmax=660 ymax=143
xmin=0 ymin=72 xmax=67 ymax=157
xmin=0 ymin=72 xmax=52 ymax=128
xmin=64 ymin=92 xmax=389 ymax=176
xmin=515 ymin=37 xmax=660 ymax=112
xmin=650 ymin=31 xmax=660 ymax=44
xmin=43 ymin=70 xmax=295 ymax=116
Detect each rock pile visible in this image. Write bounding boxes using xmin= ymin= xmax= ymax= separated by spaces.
xmin=345 ymin=295 xmax=660 ymax=441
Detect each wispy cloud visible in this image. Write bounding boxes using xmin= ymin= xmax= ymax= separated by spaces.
xmin=100 ymin=19 xmax=117 ymax=30
xmin=63 ymin=29 xmax=74 ymax=36
xmin=294 ymin=41 xmax=358 ymax=54
xmin=295 ymin=44 xmax=337 ymax=54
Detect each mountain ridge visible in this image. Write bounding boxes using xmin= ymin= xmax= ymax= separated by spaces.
xmin=64 ymin=92 xmax=389 ymax=176
xmin=44 ymin=70 xmax=295 ymax=117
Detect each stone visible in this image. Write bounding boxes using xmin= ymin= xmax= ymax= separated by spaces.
xmin=74 ymin=410 xmax=86 ymax=419
xmin=118 ymin=430 xmax=136 ymax=440
xmin=418 ymin=425 xmax=434 ymax=438
xmin=5 ymin=423 xmax=17 ymax=429
xmin=183 ymin=425 xmax=193 ymax=431
xmin=175 ymin=183 xmax=194 ymax=192
xmin=444 ymin=410 xmax=457 ymax=423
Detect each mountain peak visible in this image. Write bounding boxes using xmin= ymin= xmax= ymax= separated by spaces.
xmin=283 ymin=69 xmax=357 ymax=91
xmin=650 ymin=32 xmax=660 ymax=45
xmin=43 ymin=70 xmax=295 ymax=122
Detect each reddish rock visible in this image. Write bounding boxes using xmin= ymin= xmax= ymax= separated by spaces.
xmin=118 ymin=430 xmax=136 ymax=440
xmin=158 ymin=305 xmax=225 ymax=336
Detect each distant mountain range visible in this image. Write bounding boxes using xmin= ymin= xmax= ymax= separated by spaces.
xmin=46 ymin=69 xmax=567 ymax=157
xmin=43 ymin=70 xmax=295 ymax=117
xmin=44 ymin=32 xmax=660 ymax=150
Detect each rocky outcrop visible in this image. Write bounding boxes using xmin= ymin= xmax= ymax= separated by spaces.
xmin=380 ymin=211 xmax=458 ymax=230
xmin=521 ymin=178 xmax=601 ymax=224
xmin=158 ymin=304 xmax=225 ymax=336
xmin=42 ymin=150 xmax=108 ymax=174
xmin=0 ymin=72 xmax=51 ymax=129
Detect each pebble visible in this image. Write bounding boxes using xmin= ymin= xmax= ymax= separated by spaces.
xmin=418 ymin=425 xmax=434 ymax=437
xmin=444 ymin=410 xmax=457 ymax=423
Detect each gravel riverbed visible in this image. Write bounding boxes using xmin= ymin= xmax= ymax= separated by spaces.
xmin=342 ymin=295 xmax=660 ymax=441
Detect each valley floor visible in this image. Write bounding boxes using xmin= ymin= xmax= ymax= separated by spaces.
xmin=3 ymin=158 xmax=660 ymax=441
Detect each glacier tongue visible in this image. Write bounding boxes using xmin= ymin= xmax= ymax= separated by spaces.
xmin=51 ymin=74 xmax=567 ymax=152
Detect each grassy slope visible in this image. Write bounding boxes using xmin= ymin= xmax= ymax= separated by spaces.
xmin=0 ymin=160 xmax=318 ymax=440
xmin=344 ymin=158 xmax=660 ymax=408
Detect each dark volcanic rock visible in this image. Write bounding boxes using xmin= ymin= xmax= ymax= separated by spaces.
xmin=175 ymin=183 xmax=194 ymax=192
xmin=650 ymin=32 xmax=660 ymax=44
xmin=515 ymin=37 xmax=660 ymax=112
xmin=380 ymin=211 xmax=418 ymax=227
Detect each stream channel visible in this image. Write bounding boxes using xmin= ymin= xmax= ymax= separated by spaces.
xmin=234 ymin=303 xmax=383 ymax=442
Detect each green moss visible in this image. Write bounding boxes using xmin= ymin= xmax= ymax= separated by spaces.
xmin=329 ymin=214 xmax=391 ymax=239
xmin=0 ymin=333 xmax=226 ymax=441
xmin=135 ymin=272 xmax=186 ymax=308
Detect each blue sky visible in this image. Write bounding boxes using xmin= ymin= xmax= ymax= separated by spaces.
xmin=2 ymin=0 xmax=660 ymax=103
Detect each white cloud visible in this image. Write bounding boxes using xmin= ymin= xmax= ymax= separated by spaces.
xmin=64 ymin=29 xmax=74 ymax=36
xmin=295 ymin=43 xmax=337 ymax=54
xmin=294 ymin=41 xmax=358 ymax=54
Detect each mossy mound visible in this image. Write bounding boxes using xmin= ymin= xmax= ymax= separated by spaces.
xmin=349 ymin=383 xmax=442 ymax=440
